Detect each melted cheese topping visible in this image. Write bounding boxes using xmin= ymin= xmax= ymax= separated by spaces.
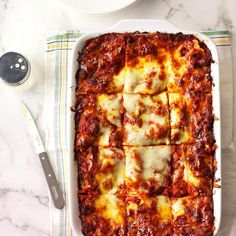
xmin=94 ymin=194 xmax=125 ymax=224
xmin=183 ymin=161 xmax=200 ymax=187
xmin=111 ymin=68 xmax=126 ymax=92
xmin=167 ymin=39 xmax=206 ymax=91
xmin=176 ymin=145 xmax=210 ymax=187
xmin=172 ymin=144 xmax=214 ymax=197
xmin=96 ymin=93 xmax=122 ymax=146
xmin=127 ymin=195 xmax=172 ymax=222
xmin=76 ymin=33 xmax=126 ymax=93
xmin=124 ymin=146 xmax=171 ymax=193
xmin=172 ymin=196 xmax=208 ymax=220
xmin=165 ymin=54 xmax=175 ymax=88
xmin=98 ymin=125 xmax=112 ymax=146
xmin=156 ymin=195 xmax=172 ymax=221
xmin=123 ymin=92 xmax=170 ymax=145
xmin=124 ymin=59 xmax=168 ymax=94
xmin=172 ymin=198 xmax=185 ymax=217
xmin=169 ymin=93 xmax=193 ymax=144
xmin=97 ymin=93 xmax=122 ymax=127
xmin=172 ymin=155 xmax=200 ymax=191
xmin=95 ymin=147 xmax=125 ymax=194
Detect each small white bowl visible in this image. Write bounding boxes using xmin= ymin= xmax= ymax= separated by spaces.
xmin=58 ymin=0 xmax=137 ymax=15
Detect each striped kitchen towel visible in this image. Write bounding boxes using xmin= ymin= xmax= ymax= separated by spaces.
xmin=45 ymin=30 xmax=234 ymax=236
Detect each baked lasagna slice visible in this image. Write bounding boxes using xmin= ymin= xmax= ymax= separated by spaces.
xmin=172 ymin=196 xmax=214 ymax=236
xmin=171 ymin=144 xmax=214 ymax=197
xmin=124 ymin=146 xmax=171 ymax=195
xmin=76 ymin=33 xmax=126 ymax=93
xmin=123 ymin=92 xmax=170 ymax=145
xmin=74 ymin=93 xmax=123 ymax=148
xmin=169 ymin=92 xmax=214 ymax=144
xmin=124 ymin=33 xmax=169 ymax=94
xmin=77 ymin=146 xmax=125 ymax=195
xmin=126 ymin=195 xmax=172 ymax=236
xmin=79 ymin=194 xmax=126 ymax=236
xmin=167 ymin=36 xmax=212 ymax=94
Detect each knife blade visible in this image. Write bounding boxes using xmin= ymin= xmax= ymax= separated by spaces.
xmin=20 ymin=101 xmax=64 ymax=209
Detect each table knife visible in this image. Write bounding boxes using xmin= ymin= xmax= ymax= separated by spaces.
xmin=20 ymin=101 xmax=64 ymax=209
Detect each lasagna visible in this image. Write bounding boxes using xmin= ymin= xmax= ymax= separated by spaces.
xmin=74 ymin=32 xmax=216 ymax=236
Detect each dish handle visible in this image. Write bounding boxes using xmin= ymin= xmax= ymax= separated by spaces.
xmin=109 ymin=19 xmax=180 ymax=33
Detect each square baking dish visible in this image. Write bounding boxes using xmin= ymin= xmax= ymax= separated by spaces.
xmin=67 ymin=19 xmax=221 ymax=236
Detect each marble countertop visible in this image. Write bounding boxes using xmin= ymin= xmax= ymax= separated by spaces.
xmin=0 ymin=0 xmax=236 ymax=235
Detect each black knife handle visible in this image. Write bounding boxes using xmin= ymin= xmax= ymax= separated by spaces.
xmin=39 ymin=152 xmax=65 ymax=209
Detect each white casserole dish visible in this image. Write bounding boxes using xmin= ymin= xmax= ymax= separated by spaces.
xmin=67 ymin=19 xmax=221 ymax=236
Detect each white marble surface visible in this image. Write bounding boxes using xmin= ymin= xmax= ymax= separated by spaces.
xmin=0 ymin=0 xmax=236 ymax=235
